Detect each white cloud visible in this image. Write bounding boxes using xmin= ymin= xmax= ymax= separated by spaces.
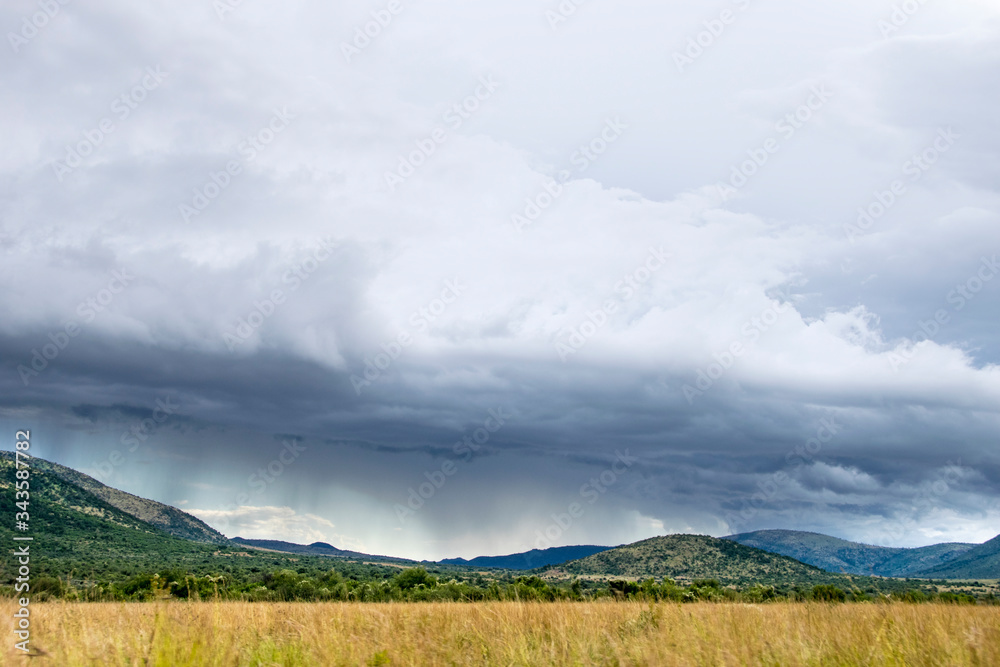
xmin=188 ymin=505 xmax=365 ymax=551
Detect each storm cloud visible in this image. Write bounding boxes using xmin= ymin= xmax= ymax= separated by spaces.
xmin=1 ymin=0 xmax=998 ymax=560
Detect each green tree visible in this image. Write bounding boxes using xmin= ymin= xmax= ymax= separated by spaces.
xmin=394 ymin=567 xmax=436 ymax=591
xmin=811 ymin=584 xmax=847 ymax=602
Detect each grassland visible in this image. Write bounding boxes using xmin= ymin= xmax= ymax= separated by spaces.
xmin=3 ymin=601 xmax=998 ymax=666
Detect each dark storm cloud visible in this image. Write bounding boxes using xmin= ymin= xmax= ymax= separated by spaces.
xmin=1 ymin=0 xmax=999 ymax=558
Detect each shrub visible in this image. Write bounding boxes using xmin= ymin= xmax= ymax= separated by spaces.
xmin=609 ymin=580 xmax=640 ymax=598
xmin=811 ymin=585 xmax=847 ymax=602
xmin=743 ymin=585 xmax=777 ymax=603
xmin=899 ymin=590 xmax=928 ymax=603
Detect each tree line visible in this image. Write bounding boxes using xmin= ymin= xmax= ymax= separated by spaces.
xmin=4 ymin=567 xmax=994 ymax=604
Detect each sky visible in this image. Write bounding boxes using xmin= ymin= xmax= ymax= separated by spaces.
xmin=1 ymin=0 xmax=999 ymax=561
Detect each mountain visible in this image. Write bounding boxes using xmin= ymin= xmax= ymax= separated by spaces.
xmin=1 ymin=450 xmax=227 ymax=544
xmin=230 ymin=537 xmax=419 ymax=564
xmin=7 ymin=450 xmax=993 ymax=590
xmin=233 ymin=537 xmax=352 ymax=556
xmin=915 ymin=534 xmax=1000 ymax=579
xmin=440 ymin=545 xmax=613 ymax=570
xmin=545 ymin=534 xmax=839 ymax=586
xmin=0 ymin=451 xmax=232 ymax=580
xmin=230 ymin=537 xmax=403 ymax=561
xmin=0 ymin=451 xmax=412 ymax=593
xmin=724 ymin=529 xmax=976 ymax=577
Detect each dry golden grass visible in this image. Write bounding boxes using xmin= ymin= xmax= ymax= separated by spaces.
xmin=2 ymin=600 xmax=998 ymax=666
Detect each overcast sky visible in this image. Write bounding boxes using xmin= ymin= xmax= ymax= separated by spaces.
xmin=2 ymin=0 xmax=999 ymax=561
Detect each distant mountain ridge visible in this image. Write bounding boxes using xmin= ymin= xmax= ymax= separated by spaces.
xmin=440 ymin=545 xmax=613 ymax=570
xmin=232 ymin=537 xmax=351 ymax=556
xmin=5 ymin=451 xmax=997 ymax=582
xmin=724 ymin=529 xmax=977 ymax=577
xmin=231 ymin=539 xmax=612 ymax=570
xmin=915 ymin=534 xmax=1000 ymax=579
xmin=231 ymin=537 xmax=413 ymax=564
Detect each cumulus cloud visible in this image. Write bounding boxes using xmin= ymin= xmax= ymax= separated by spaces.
xmin=189 ymin=505 xmax=364 ymax=552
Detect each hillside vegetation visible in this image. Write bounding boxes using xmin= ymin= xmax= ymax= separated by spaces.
xmin=917 ymin=534 xmax=1000 ymax=579
xmin=0 ymin=450 xmax=227 ymax=544
xmin=548 ymin=534 xmax=840 ymax=586
xmin=725 ymin=529 xmax=976 ymax=577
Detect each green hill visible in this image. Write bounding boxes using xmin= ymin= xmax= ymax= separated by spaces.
xmin=915 ymin=534 xmax=1000 ymax=579
xmin=545 ymin=534 xmax=847 ymax=586
xmin=0 ymin=450 xmax=227 ymax=544
xmin=0 ymin=451 xmax=229 ymax=582
xmin=725 ymin=529 xmax=975 ymax=577
xmin=0 ymin=452 xmax=409 ymax=594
